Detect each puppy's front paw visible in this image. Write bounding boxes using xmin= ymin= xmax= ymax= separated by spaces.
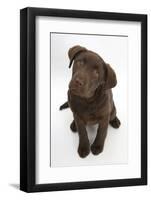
xmin=91 ymin=144 xmax=103 ymax=155
xmin=78 ymin=143 xmax=90 ymax=158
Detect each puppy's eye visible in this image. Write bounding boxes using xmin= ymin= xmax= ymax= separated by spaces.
xmin=76 ymin=60 xmax=84 ymax=66
xmin=93 ymin=69 xmax=99 ymax=78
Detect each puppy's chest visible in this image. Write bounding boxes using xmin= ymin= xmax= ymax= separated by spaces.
xmin=71 ymin=102 xmax=97 ymax=115
xmin=68 ymin=93 xmax=107 ymax=123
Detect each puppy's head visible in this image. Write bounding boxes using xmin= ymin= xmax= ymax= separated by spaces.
xmin=68 ymin=45 xmax=117 ymax=98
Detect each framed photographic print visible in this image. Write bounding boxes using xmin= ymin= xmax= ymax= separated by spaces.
xmin=20 ymin=7 xmax=147 ymax=192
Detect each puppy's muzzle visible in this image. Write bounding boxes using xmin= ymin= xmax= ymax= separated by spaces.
xmin=69 ymin=77 xmax=85 ymax=94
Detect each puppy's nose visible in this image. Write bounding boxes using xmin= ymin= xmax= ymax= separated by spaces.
xmin=74 ymin=77 xmax=84 ymax=87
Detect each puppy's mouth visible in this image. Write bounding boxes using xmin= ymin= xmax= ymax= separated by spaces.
xmin=69 ymin=87 xmax=82 ymax=96
xmin=69 ymin=84 xmax=100 ymax=99
xmin=69 ymin=86 xmax=94 ymax=99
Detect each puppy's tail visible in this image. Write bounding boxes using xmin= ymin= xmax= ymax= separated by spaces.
xmin=59 ymin=101 xmax=69 ymax=110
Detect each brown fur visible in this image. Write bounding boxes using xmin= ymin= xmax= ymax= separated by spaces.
xmin=60 ymin=45 xmax=121 ymax=158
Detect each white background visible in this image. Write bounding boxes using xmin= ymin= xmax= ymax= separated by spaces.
xmin=0 ymin=0 xmax=150 ymax=200
xmin=36 ymin=18 xmax=141 ymax=183
xmin=51 ymin=33 xmax=128 ymax=167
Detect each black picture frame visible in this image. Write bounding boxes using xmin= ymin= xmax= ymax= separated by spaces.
xmin=20 ymin=7 xmax=147 ymax=193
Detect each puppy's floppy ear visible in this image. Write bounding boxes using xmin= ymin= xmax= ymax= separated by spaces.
xmin=68 ymin=45 xmax=87 ymax=68
xmin=104 ymin=63 xmax=117 ymax=89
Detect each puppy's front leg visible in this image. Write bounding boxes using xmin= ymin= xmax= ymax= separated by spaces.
xmin=74 ymin=114 xmax=90 ymax=158
xmin=91 ymin=118 xmax=109 ymax=155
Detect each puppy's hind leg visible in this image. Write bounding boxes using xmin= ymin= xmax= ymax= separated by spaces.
xmin=109 ymin=103 xmax=121 ymax=129
xmin=70 ymin=120 xmax=77 ymax=133
xmin=110 ymin=116 xmax=121 ymax=129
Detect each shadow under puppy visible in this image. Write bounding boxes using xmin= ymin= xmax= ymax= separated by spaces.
xmin=60 ymin=45 xmax=121 ymax=158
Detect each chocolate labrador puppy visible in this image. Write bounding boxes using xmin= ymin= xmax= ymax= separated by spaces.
xmin=60 ymin=45 xmax=121 ymax=158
